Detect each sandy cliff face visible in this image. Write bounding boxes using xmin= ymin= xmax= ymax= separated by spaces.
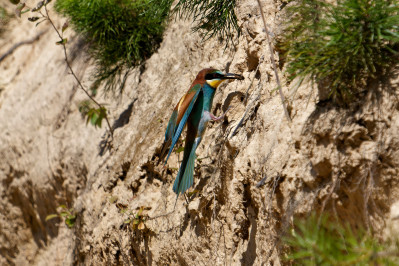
xmin=1 ymin=0 xmax=399 ymax=265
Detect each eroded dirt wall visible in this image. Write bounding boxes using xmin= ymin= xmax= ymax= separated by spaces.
xmin=0 ymin=0 xmax=399 ymax=265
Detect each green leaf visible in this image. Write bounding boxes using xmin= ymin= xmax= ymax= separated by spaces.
xmin=45 ymin=214 xmax=59 ymax=221
xmin=28 ymin=17 xmax=40 ymax=22
xmin=85 ymin=107 xmax=107 ymax=128
xmin=31 ymin=1 xmax=44 ymax=12
xmin=65 ymin=216 xmax=76 ymax=228
xmin=67 ymin=214 xmax=76 ymax=220
xmin=55 ymin=38 xmax=67 ymax=45
xmin=174 ymin=147 xmax=184 ymax=154
xmin=85 ymin=108 xmax=98 ymax=125
xmin=36 ymin=19 xmax=47 ymax=27
xmin=15 ymin=2 xmax=25 ymax=18
xmin=90 ymin=111 xmax=99 ymax=126
xmin=78 ymin=100 xmax=91 ymax=115
xmin=62 ymin=21 xmax=69 ymax=32
xmin=21 ymin=9 xmax=30 ymax=15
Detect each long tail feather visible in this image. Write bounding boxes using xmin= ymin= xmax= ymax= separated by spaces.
xmin=179 ymin=147 xmax=197 ymax=194
xmin=173 ymin=139 xmax=198 ymax=195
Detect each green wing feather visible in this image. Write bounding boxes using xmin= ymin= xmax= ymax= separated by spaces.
xmin=162 ymin=85 xmax=201 ymax=164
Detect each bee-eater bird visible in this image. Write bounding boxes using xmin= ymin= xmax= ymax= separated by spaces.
xmin=160 ymin=68 xmax=244 ymax=199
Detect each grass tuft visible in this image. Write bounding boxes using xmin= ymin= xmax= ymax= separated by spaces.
xmin=55 ymin=0 xmax=173 ymax=95
xmin=280 ymin=0 xmax=399 ymax=102
xmin=284 ymin=213 xmax=399 ymax=265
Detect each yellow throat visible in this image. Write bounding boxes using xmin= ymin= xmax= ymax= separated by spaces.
xmin=206 ymin=79 xmax=224 ymax=88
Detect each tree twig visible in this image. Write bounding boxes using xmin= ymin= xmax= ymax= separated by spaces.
xmin=44 ymin=5 xmax=114 ymax=138
xmin=256 ymin=0 xmax=291 ymax=122
xmin=230 ymin=80 xmax=262 ymax=138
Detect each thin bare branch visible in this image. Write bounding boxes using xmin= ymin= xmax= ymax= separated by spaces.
xmin=44 ymin=5 xmax=114 ymax=138
xmin=256 ymin=0 xmax=291 ymax=122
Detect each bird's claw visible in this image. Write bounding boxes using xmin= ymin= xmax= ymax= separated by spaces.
xmin=210 ymin=106 xmax=231 ymax=122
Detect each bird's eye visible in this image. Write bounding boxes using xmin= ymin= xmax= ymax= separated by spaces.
xmin=205 ymin=73 xmax=215 ymax=80
xmin=205 ymin=72 xmax=223 ymax=80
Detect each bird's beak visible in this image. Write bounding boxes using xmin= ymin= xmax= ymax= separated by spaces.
xmin=222 ymin=73 xmax=245 ymax=80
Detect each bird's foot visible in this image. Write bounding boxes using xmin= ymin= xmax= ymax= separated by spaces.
xmin=209 ymin=106 xmax=231 ymax=122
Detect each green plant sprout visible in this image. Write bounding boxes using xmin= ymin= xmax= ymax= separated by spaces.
xmin=45 ymin=205 xmax=76 ymax=228
xmin=118 ymin=205 xmax=148 ymax=231
xmin=174 ymin=147 xmax=185 ymax=154
xmin=78 ymin=100 xmax=108 ymax=128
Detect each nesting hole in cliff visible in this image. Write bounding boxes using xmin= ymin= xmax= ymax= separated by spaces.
xmin=311 ymin=159 xmax=332 ymax=180
xmin=247 ymin=51 xmax=260 ymax=72
xmin=140 ymin=162 xmax=163 ymax=185
xmin=119 ymin=162 xmax=131 ymax=181
xmin=294 ymin=141 xmax=301 ymax=150
xmin=315 ymin=134 xmax=330 ymax=147
xmin=255 ymin=69 xmax=261 ymax=80
xmin=249 ymin=103 xmax=260 ymax=121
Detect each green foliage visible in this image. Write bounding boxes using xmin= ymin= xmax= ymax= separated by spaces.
xmin=116 ymin=205 xmax=148 ymax=231
xmin=280 ymin=0 xmax=399 ymax=102
xmin=174 ymin=146 xmax=184 ymax=154
xmin=284 ymin=213 xmax=399 ymax=265
xmin=0 ymin=6 xmax=9 ymax=33
xmin=78 ymin=100 xmax=107 ymax=128
xmin=46 ymin=205 xmax=76 ymax=228
xmin=174 ymin=0 xmax=240 ymax=42
xmin=14 ymin=2 xmax=32 ymax=18
xmin=55 ymin=0 xmax=173 ymax=94
xmin=0 ymin=6 xmax=8 ymax=20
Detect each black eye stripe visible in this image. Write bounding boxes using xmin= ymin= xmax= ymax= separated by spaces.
xmin=205 ymin=73 xmax=223 ymax=80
